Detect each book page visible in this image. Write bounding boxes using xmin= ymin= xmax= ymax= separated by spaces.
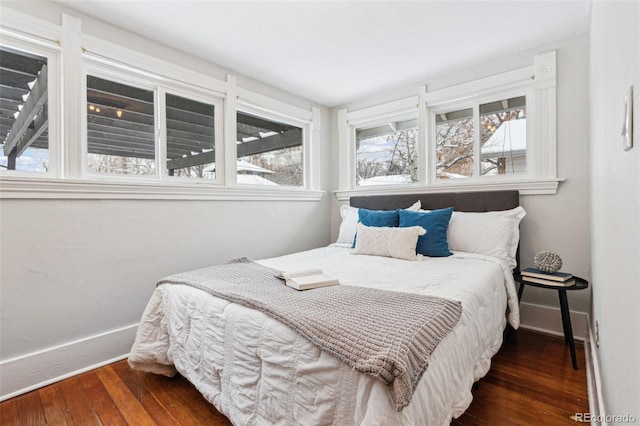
xmin=276 ymin=268 xmax=324 ymax=280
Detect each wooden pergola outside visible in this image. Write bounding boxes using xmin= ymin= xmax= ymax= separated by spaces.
xmin=0 ymin=47 xmax=48 ymax=170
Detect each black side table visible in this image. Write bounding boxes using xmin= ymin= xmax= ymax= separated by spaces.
xmin=514 ymin=273 xmax=589 ymax=370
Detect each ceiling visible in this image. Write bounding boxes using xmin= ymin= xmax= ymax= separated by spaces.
xmin=55 ymin=1 xmax=592 ymax=107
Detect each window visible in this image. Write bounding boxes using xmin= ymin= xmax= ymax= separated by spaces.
xmin=86 ymin=75 xmax=156 ymax=176
xmin=166 ymin=94 xmax=216 ymax=179
xmin=236 ymin=111 xmax=304 ymax=187
xmin=435 ymin=108 xmax=474 ymax=180
xmin=338 ymin=51 xmax=557 ymax=197
xmin=434 ymin=95 xmax=527 ymax=180
xmin=355 ymin=118 xmax=418 ymax=186
xmin=480 ymin=96 xmax=526 ymax=176
xmin=0 ymin=45 xmax=50 ymax=173
xmin=84 ymin=69 xmax=223 ymax=182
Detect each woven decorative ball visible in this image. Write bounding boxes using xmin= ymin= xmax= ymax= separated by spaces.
xmin=534 ymin=251 xmax=563 ymax=273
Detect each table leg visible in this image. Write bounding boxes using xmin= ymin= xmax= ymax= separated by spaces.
xmin=517 ymin=281 xmax=525 ymax=302
xmin=558 ymin=290 xmax=578 ymax=370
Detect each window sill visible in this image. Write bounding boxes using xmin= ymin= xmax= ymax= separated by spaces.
xmin=334 ymin=178 xmax=563 ymax=201
xmin=0 ymin=177 xmax=325 ymax=201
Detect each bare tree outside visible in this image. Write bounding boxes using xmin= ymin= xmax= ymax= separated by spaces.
xmin=436 ymin=114 xmax=474 ymax=179
xmin=239 ymin=145 xmax=303 ymax=186
xmin=435 ymin=95 xmax=526 ymax=179
xmin=87 ymin=153 xmax=155 ymax=175
xmin=356 ymin=127 xmax=417 ymax=186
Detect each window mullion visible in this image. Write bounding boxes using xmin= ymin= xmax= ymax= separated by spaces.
xmin=62 ymin=14 xmax=83 ymax=179
xmin=427 ymin=109 xmax=436 ymax=185
xmin=157 ymin=87 xmax=166 ymax=181
xmin=418 ymin=86 xmax=428 ymax=185
xmin=473 ymin=104 xmax=481 ymax=177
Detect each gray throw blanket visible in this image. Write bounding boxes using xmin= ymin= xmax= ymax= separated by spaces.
xmin=158 ymin=258 xmax=462 ymax=410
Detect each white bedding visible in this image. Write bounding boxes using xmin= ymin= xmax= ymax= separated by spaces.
xmin=129 ymin=245 xmax=520 ymax=426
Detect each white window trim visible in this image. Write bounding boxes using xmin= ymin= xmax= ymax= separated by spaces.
xmin=336 ymin=51 xmax=561 ymax=198
xmin=334 ymin=178 xmax=561 ymax=201
xmin=0 ymin=7 xmax=62 ymax=46
xmin=338 ymin=96 xmax=420 ymax=190
xmin=82 ymin=58 xmax=161 ymax=182
xmin=0 ymin=10 xmax=323 ymax=201
xmin=0 ymin=21 xmax=62 ymax=179
xmin=0 ymin=176 xmax=323 ymax=201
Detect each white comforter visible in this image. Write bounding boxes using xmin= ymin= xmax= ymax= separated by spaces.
xmin=129 ymin=245 xmax=520 ymax=426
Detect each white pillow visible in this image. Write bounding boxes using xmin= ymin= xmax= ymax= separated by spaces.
xmin=335 ymin=200 xmax=421 ymax=244
xmin=336 ymin=205 xmax=360 ymax=244
xmin=447 ymin=206 xmax=526 ymax=269
xmin=352 ymin=223 xmax=426 ymax=261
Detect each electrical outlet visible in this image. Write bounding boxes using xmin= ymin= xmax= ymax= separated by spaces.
xmin=595 ymin=320 xmax=600 ymax=348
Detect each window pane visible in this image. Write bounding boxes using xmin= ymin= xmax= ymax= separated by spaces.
xmin=480 ymin=96 xmax=526 ymax=176
xmin=166 ymin=94 xmax=215 ymax=179
xmin=436 ymin=108 xmax=473 ymax=180
xmin=86 ymin=76 xmax=155 ymax=175
xmin=356 ymin=118 xmax=417 ymax=186
xmin=236 ymin=112 xmax=303 ymax=186
xmin=0 ymin=46 xmax=49 ymax=173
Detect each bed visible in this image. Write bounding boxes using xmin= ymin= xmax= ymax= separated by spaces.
xmin=128 ymin=190 xmax=525 ymax=426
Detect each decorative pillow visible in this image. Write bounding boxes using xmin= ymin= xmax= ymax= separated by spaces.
xmin=398 ymin=208 xmax=453 ymax=257
xmin=336 ymin=205 xmax=360 ymax=244
xmin=359 ymin=208 xmax=400 ymax=227
xmin=447 ymin=206 xmax=526 ymax=269
xmin=352 ymin=223 xmax=426 ymax=261
xmin=336 ymin=200 xmax=421 ymax=245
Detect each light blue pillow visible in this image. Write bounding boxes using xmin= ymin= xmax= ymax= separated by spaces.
xmin=398 ymin=208 xmax=453 ymax=257
xmin=352 ymin=208 xmax=400 ymax=247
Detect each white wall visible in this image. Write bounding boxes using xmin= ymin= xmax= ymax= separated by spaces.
xmin=331 ymin=35 xmax=593 ymax=331
xmin=589 ymin=1 xmax=640 ymax=420
xmin=0 ymin=3 xmax=332 ymax=399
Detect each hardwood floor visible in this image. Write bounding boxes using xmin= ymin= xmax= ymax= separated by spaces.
xmin=455 ymin=329 xmax=589 ymax=425
xmin=0 ymin=329 xmax=588 ymax=425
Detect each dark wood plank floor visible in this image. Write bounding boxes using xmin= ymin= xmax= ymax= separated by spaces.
xmin=0 ymin=329 xmax=588 ymax=425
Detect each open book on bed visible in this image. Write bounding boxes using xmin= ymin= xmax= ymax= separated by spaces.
xmin=275 ymin=268 xmax=340 ymax=291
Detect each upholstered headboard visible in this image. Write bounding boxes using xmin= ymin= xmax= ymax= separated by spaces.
xmin=350 ymin=190 xmax=519 ymax=213
xmin=350 ymin=190 xmax=521 ymax=270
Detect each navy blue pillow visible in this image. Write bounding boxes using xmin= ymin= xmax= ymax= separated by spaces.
xmin=352 ymin=208 xmax=400 ymax=247
xmin=398 ymin=208 xmax=453 ymax=257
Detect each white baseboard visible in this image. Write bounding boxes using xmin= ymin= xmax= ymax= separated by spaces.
xmin=519 ymin=302 xmax=588 ymax=341
xmin=0 ymin=323 xmax=138 ymax=402
xmin=584 ymin=314 xmax=607 ymax=426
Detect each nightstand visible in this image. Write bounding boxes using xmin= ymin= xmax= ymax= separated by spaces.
xmin=514 ymin=273 xmax=589 ymax=370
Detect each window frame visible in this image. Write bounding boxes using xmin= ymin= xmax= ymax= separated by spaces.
xmin=0 ymin=28 xmax=62 ymax=179
xmin=236 ymin=88 xmax=315 ymax=190
xmin=82 ymin=61 xmax=160 ymax=182
xmin=339 ymin=96 xmax=421 ymax=190
xmin=352 ymin=109 xmax=420 ymax=188
xmin=160 ymin=87 xmax=224 ymax=184
xmin=427 ymin=88 xmax=533 ymax=183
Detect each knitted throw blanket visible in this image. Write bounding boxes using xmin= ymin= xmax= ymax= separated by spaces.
xmin=158 ymin=258 xmax=462 ymax=410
